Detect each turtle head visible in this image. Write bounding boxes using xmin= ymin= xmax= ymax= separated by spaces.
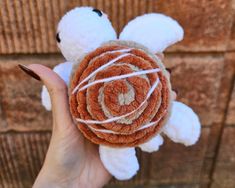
xmin=56 ymin=7 xmax=117 ymax=62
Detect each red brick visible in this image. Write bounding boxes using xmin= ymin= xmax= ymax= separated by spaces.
xmin=211 ymin=126 xmax=235 ymax=188
xmin=0 ymin=55 xmax=63 ymax=132
xmin=0 ymin=104 xmax=7 ymax=130
xmin=164 ymin=54 xmax=224 ymax=126
xmin=0 ymin=132 xmax=51 ymax=188
xmin=213 ymin=52 xmax=235 ymax=125
xmin=154 ymin=0 xmax=233 ymax=52
xmin=0 ymin=0 xmax=233 ymax=54
xmin=200 ymin=52 xmax=235 ymax=186
xmin=200 ymin=124 xmax=225 ymax=185
xmin=226 ymin=83 xmax=235 ymax=125
xmin=199 ymin=157 xmax=214 ymax=185
xmin=227 ymin=0 xmax=235 ymax=51
xmin=149 ymin=128 xmax=210 ymax=184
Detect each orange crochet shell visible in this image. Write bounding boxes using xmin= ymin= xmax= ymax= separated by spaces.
xmin=69 ymin=41 xmax=172 ymax=147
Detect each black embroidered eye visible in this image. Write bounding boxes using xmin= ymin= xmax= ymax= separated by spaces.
xmin=56 ymin=33 xmax=61 ymax=43
xmin=92 ymin=8 xmax=102 ymax=17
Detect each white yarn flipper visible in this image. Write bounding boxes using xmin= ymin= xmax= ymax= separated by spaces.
xmin=139 ymin=134 xmax=164 ymax=153
xmin=119 ymin=13 xmax=184 ymax=52
xmin=41 ymin=62 xmax=74 ymax=111
xmin=163 ymin=101 xmax=201 ymax=146
xmin=99 ymin=146 xmax=139 ymax=180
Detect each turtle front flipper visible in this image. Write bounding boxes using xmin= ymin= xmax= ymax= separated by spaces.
xmin=162 ymin=101 xmax=201 ymax=146
xmin=99 ymin=145 xmax=139 ymax=180
xmin=119 ymin=13 xmax=184 ymax=53
xmin=41 ymin=62 xmax=73 ymax=110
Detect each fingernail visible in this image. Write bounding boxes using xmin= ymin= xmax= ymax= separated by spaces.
xmin=166 ymin=68 xmax=172 ymax=74
xmin=18 ymin=64 xmax=41 ymax=81
xmin=174 ymin=89 xmax=179 ymax=95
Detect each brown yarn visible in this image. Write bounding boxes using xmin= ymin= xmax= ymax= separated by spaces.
xmin=69 ymin=41 xmax=172 ymax=147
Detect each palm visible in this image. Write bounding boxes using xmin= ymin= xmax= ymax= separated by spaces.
xmin=46 ymin=120 xmax=110 ymax=187
xmin=31 ymin=64 xmax=111 ymax=188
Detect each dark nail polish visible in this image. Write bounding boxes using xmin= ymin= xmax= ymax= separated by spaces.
xmin=174 ymin=89 xmax=179 ymax=95
xmin=166 ymin=68 xmax=172 ymax=74
xmin=18 ymin=64 xmax=41 ymax=81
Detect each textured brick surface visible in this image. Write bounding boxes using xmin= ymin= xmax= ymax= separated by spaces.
xmin=0 ymin=0 xmax=235 ymax=187
xmin=211 ymin=127 xmax=235 ymax=188
xmin=227 ymin=0 xmax=235 ymax=51
xmin=164 ymin=54 xmax=224 ymax=126
xmin=223 ymin=52 xmax=235 ymax=126
xmin=212 ymin=52 xmax=235 ymax=125
xmin=228 ymin=22 xmax=235 ymax=51
xmin=0 ymin=132 xmax=51 ymax=188
xmin=154 ymin=0 xmax=233 ymax=52
xmin=226 ymin=83 xmax=235 ymax=125
xmin=0 ymin=103 xmax=7 ymax=130
xmin=149 ymin=128 xmax=210 ymax=185
xmin=0 ymin=55 xmax=63 ymax=132
xmin=0 ymin=0 xmax=233 ymax=54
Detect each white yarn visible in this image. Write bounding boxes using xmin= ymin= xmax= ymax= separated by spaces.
xmin=88 ymin=109 xmax=166 ymax=134
xmin=99 ymin=146 xmax=139 ymax=180
xmin=139 ymin=134 xmax=164 ymax=152
xmin=75 ymin=78 xmax=160 ymax=124
xmin=120 ymin=13 xmax=184 ymax=52
xmin=72 ymin=49 xmax=131 ymax=94
xmin=163 ymin=101 xmax=201 ymax=146
xmin=41 ymin=85 xmax=51 ymax=111
xmin=57 ymin=7 xmax=117 ymax=62
xmin=79 ymin=68 xmax=160 ymax=91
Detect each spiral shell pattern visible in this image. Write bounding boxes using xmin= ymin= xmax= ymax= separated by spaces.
xmin=69 ymin=41 xmax=172 ymax=147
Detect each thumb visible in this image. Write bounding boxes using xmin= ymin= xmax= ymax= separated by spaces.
xmin=156 ymin=53 xmax=164 ymax=61
xmin=28 ymin=64 xmax=74 ymax=127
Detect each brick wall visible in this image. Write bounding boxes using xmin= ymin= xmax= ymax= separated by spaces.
xmin=0 ymin=0 xmax=234 ymax=188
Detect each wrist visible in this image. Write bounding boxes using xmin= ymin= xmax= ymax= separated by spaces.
xmin=33 ymin=166 xmax=107 ymax=188
xmin=33 ymin=165 xmax=73 ymax=188
xmin=33 ymin=167 xmax=62 ymax=188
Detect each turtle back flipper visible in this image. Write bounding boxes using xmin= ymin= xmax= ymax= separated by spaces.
xmin=162 ymin=101 xmax=201 ymax=146
xmin=119 ymin=13 xmax=184 ymax=53
xmin=99 ymin=145 xmax=139 ymax=180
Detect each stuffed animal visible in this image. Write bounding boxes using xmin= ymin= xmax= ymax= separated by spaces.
xmin=41 ymin=7 xmax=201 ymax=180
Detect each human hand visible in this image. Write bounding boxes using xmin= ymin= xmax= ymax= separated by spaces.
xmin=19 ymin=64 xmax=111 ymax=188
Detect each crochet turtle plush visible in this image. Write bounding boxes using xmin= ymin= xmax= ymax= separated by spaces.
xmin=41 ymin=7 xmax=201 ymax=180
